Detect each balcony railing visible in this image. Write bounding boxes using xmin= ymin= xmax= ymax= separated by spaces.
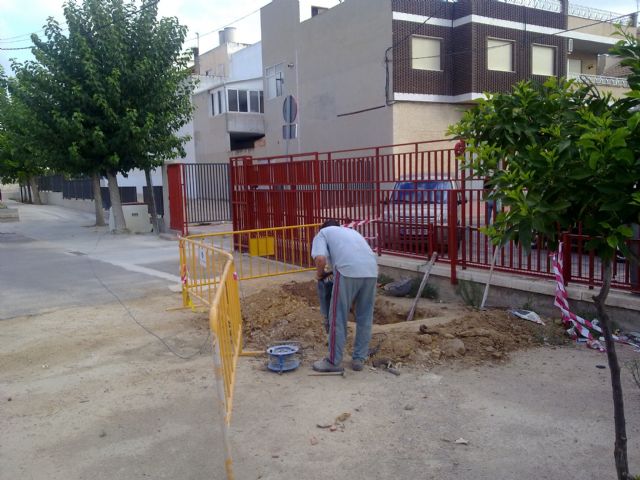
xmin=568 ymin=4 xmax=635 ymax=25
xmin=567 ymin=73 xmax=629 ymax=88
xmin=496 ymin=1 xmax=636 ymax=25
xmin=496 ymin=0 xmax=561 ymax=13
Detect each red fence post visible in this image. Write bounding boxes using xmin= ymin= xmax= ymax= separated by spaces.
xmin=374 ymin=147 xmax=382 ymax=256
xmin=562 ymin=233 xmax=571 ymax=286
xmin=448 ymin=193 xmax=458 ymax=285
xmin=167 ymin=163 xmax=186 ymax=235
xmin=180 ymin=164 xmax=189 ymax=236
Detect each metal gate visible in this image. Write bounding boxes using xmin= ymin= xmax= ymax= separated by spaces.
xmin=168 ymin=163 xmax=232 ymax=235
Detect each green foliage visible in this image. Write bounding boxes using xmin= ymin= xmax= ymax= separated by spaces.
xmin=448 ymin=75 xmax=640 ymax=261
xmin=407 ymin=278 xmax=438 ymax=300
xmin=0 ymin=68 xmax=49 ymax=184
xmin=377 ymin=273 xmax=394 ymax=286
xmin=9 ymin=0 xmax=196 ymax=178
xmin=456 ymin=279 xmax=483 ymax=308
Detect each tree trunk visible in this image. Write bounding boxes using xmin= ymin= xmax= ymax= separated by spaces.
xmin=594 ymin=258 xmax=629 ymax=480
xmin=91 ymin=173 xmax=106 ymax=227
xmin=28 ymin=176 xmax=41 ymax=205
xmin=144 ymin=167 xmax=160 ymax=235
xmin=106 ymin=171 xmax=127 ymax=233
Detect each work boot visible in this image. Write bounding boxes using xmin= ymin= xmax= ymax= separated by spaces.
xmin=351 ymin=359 xmax=365 ymax=371
xmin=312 ymin=358 xmax=343 ymax=373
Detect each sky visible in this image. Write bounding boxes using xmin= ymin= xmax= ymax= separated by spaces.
xmin=1 ymin=0 xmax=639 ymax=74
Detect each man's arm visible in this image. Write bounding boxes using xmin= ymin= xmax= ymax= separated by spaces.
xmin=314 ymin=255 xmax=327 ymax=280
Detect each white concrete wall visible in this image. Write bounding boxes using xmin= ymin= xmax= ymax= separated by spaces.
xmin=260 ymin=0 xmax=394 ymax=156
xmin=177 ymin=120 xmax=197 ymax=164
xmin=229 ymin=42 xmax=263 ymax=79
xmin=298 ymin=0 xmax=341 ymax=21
xmin=40 ymin=191 xmax=100 ymax=214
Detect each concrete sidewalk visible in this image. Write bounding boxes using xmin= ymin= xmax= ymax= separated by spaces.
xmin=378 ymin=252 xmax=640 ymax=330
xmin=1 ymin=199 xmax=181 ymax=280
xmin=0 ymin=200 xmax=186 ymax=319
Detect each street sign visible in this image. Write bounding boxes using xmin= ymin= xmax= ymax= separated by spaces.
xmin=283 ymin=95 xmax=297 ymax=123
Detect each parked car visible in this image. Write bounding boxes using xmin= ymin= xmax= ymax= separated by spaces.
xmin=381 ymin=178 xmax=464 ymax=252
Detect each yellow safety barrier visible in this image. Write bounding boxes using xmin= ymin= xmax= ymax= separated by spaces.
xmin=209 ymin=248 xmax=241 ymax=479
xmin=179 ymin=223 xmax=320 ymax=309
xmin=178 ymin=223 xmax=322 ymax=480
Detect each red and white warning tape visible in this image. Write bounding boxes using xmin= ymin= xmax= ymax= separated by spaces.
xmin=342 ymin=217 xmax=380 ymax=242
xmin=341 ymin=217 xmax=380 ymax=228
xmin=553 ymin=244 xmax=640 ymax=352
xmin=181 ymin=263 xmax=189 ymax=285
xmin=552 ymin=244 xmax=605 ymax=351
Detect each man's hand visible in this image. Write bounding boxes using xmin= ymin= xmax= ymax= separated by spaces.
xmin=315 ymin=255 xmax=327 ymax=280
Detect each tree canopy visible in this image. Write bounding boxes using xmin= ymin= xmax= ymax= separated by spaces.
xmin=448 ymin=29 xmax=640 ymax=480
xmin=449 ymin=76 xmax=639 ymax=260
xmin=0 ymin=69 xmax=49 ymax=191
xmin=9 ymin=0 xmax=196 ymax=229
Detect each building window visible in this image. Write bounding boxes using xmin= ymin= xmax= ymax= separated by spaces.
xmin=311 ymin=6 xmax=329 ymax=16
xmin=238 ymin=90 xmax=248 ymax=112
xmin=532 ymin=45 xmax=556 ymax=76
xmin=211 ymin=89 xmax=225 ymax=115
xmin=567 ymin=58 xmax=582 ymax=75
xmin=228 ymin=89 xmax=239 ymax=112
xmin=226 ymin=89 xmax=265 ymax=114
xmin=411 ymin=36 xmax=441 ymax=71
xmin=487 ymin=38 xmax=514 ymax=72
xmin=249 ymin=91 xmax=260 ymax=113
xmin=266 ymin=63 xmax=284 ymax=99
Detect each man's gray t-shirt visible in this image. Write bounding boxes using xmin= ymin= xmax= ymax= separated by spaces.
xmin=311 ymin=226 xmax=378 ymax=278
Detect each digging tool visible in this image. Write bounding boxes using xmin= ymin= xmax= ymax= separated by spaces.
xmin=308 ymin=370 xmax=345 ymax=377
xmin=372 ymin=357 xmax=401 ymax=376
xmin=317 ymin=271 xmax=334 ymax=333
xmin=480 ymin=245 xmax=500 ymax=310
xmin=406 ymin=252 xmax=438 ymax=322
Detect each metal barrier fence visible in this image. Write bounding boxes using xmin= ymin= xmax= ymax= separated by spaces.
xmin=179 ymin=223 xmax=319 ymax=309
xmin=209 ymin=248 xmax=241 ymax=479
xmin=37 ymin=174 xmax=139 ymax=209
xmin=180 ymin=224 xmax=320 ymax=479
xmin=38 ymin=174 xmax=64 ymax=192
xmin=168 ymin=163 xmax=231 ymax=234
xmin=228 ymin=140 xmax=639 ymax=291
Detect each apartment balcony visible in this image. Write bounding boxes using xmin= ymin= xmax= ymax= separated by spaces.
xmin=225 ymin=112 xmax=265 ymax=136
xmin=225 ymin=112 xmax=265 ymax=151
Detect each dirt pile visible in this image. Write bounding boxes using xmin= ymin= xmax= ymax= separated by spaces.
xmin=241 ymin=280 xmax=566 ymax=369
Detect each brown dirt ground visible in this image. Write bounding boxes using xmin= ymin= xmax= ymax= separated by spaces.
xmin=241 ymin=280 xmax=567 ymax=369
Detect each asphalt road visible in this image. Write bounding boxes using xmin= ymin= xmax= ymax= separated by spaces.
xmin=0 ymin=201 xmax=182 ymax=320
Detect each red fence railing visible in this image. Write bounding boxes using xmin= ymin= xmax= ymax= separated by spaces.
xmin=225 ymin=140 xmax=640 ymax=292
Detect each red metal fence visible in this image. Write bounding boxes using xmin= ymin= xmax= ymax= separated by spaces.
xmin=228 ymin=140 xmax=640 ymax=292
xmin=168 ymin=163 xmax=232 ymax=234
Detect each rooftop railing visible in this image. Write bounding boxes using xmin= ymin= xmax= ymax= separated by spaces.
xmin=496 ymin=0 xmax=562 ymax=13
xmin=568 ymin=3 xmax=635 ymax=25
xmin=567 ymin=73 xmax=629 ymax=88
xmin=496 ymin=0 xmax=636 ymax=25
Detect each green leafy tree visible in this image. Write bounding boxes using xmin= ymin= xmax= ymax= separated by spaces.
xmin=0 ymin=69 xmax=50 ymax=204
xmin=12 ymin=0 xmax=195 ymax=232
xmin=449 ymin=69 xmax=639 ymax=478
